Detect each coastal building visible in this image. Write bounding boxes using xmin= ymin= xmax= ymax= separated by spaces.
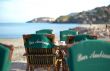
xmin=37 ymin=17 xmax=55 ymax=22
xmin=27 ymin=17 xmax=55 ymax=23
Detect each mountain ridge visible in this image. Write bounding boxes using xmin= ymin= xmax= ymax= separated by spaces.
xmin=54 ymin=4 xmax=110 ymax=24
xmin=27 ymin=4 xmax=110 ymax=24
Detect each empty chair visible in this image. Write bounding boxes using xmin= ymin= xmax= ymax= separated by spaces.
xmin=56 ymin=30 xmax=78 ymax=71
xmin=36 ymin=29 xmax=53 ymax=35
xmin=45 ymin=34 xmax=55 ymax=44
xmin=0 ymin=43 xmax=13 ymax=71
xmin=67 ymin=34 xmax=97 ymax=44
xmin=36 ymin=29 xmax=55 ymax=43
xmin=65 ymin=34 xmax=97 ymax=71
xmin=23 ymin=34 xmax=57 ymax=71
xmin=67 ymin=40 xmax=110 ymax=71
xmin=60 ymin=30 xmax=78 ymax=43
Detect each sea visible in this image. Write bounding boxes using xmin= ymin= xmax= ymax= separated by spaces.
xmin=0 ymin=23 xmax=79 ymax=38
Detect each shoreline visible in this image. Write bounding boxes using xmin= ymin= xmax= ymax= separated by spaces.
xmin=0 ymin=24 xmax=110 ymax=46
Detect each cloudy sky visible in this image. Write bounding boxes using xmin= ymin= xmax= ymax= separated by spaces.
xmin=0 ymin=0 xmax=110 ymax=23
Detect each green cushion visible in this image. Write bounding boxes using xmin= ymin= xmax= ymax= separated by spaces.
xmin=60 ymin=30 xmax=78 ymax=41
xmin=36 ymin=29 xmax=53 ymax=35
xmin=24 ymin=34 xmax=55 ymax=48
xmin=0 ymin=45 xmax=11 ymax=71
xmin=67 ymin=40 xmax=110 ymax=71
xmin=73 ymin=34 xmax=96 ymax=42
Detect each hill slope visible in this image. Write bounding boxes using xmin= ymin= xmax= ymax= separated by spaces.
xmin=54 ymin=5 xmax=110 ymax=24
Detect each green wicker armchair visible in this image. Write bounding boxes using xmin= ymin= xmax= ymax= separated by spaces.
xmin=0 ymin=44 xmax=13 ymax=71
xmin=67 ymin=34 xmax=97 ymax=44
xmin=36 ymin=29 xmax=53 ymax=35
xmin=67 ymin=40 xmax=110 ymax=71
xmin=23 ymin=34 xmax=57 ymax=71
xmin=60 ymin=30 xmax=78 ymax=43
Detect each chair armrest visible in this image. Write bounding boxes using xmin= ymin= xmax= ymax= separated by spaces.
xmin=23 ymin=53 xmax=27 ymax=56
xmin=0 ymin=43 xmax=14 ymax=60
xmin=90 ymin=35 xmax=97 ymax=39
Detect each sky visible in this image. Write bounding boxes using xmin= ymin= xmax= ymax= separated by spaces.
xmin=0 ymin=0 xmax=110 ymax=23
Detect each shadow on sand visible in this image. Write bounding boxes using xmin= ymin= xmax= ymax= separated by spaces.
xmin=10 ymin=62 xmax=55 ymax=71
xmin=10 ymin=62 xmax=26 ymax=71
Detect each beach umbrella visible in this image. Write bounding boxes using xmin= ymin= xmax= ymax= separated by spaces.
xmin=67 ymin=40 xmax=110 ymax=71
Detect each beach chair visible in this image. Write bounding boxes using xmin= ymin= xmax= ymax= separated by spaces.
xmin=23 ymin=34 xmax=57 ymax=71
xmin=45 ymin=34 xmax=55 ymax=43
xmin=67 ymin=34 xmax=97 ymax=44
xmin=60 ymin=30 xmax=78 ymax=43
xmin=60 ymin=34 xmax=97 ymax=71
xmin=67 ymin=40 xmax=110 ymax=71
xmin=36 ymin=29 xmax=53 ymax=35
xmin=0 ymin=43 xmax=14 ymax=71
xmin=55 ymin=30 xmax=78 ymax=71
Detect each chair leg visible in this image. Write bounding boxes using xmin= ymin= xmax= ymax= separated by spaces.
xmin=62 ymin=59 xmax=68 ymax=71
xmin=32 ymin=66 xmax=34 ymax=71
xmin=54 ymin=65 xmax=58 ymax=71
xmin=26 ymin=64 xmax=29 ymax=71
xmin=30 ymin=66 xmax=34 ymax=71
xmin=47 ymin=66 xmax=51 ymax=71
xmin=54 ymin=60 xmax=58 ymax=71
xmin=56 ymin=60 xmax=61 ymax=71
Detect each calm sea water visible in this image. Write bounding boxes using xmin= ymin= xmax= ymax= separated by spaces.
xmin=0 ymin=23 xmax=79 ymax=38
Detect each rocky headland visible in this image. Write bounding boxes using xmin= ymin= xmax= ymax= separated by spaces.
xmin=27 ymin=17 xmax=55 ymax=23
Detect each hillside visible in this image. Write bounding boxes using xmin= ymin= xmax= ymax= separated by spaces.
xmin=54 ymin=5 xmax=110 ymax=24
